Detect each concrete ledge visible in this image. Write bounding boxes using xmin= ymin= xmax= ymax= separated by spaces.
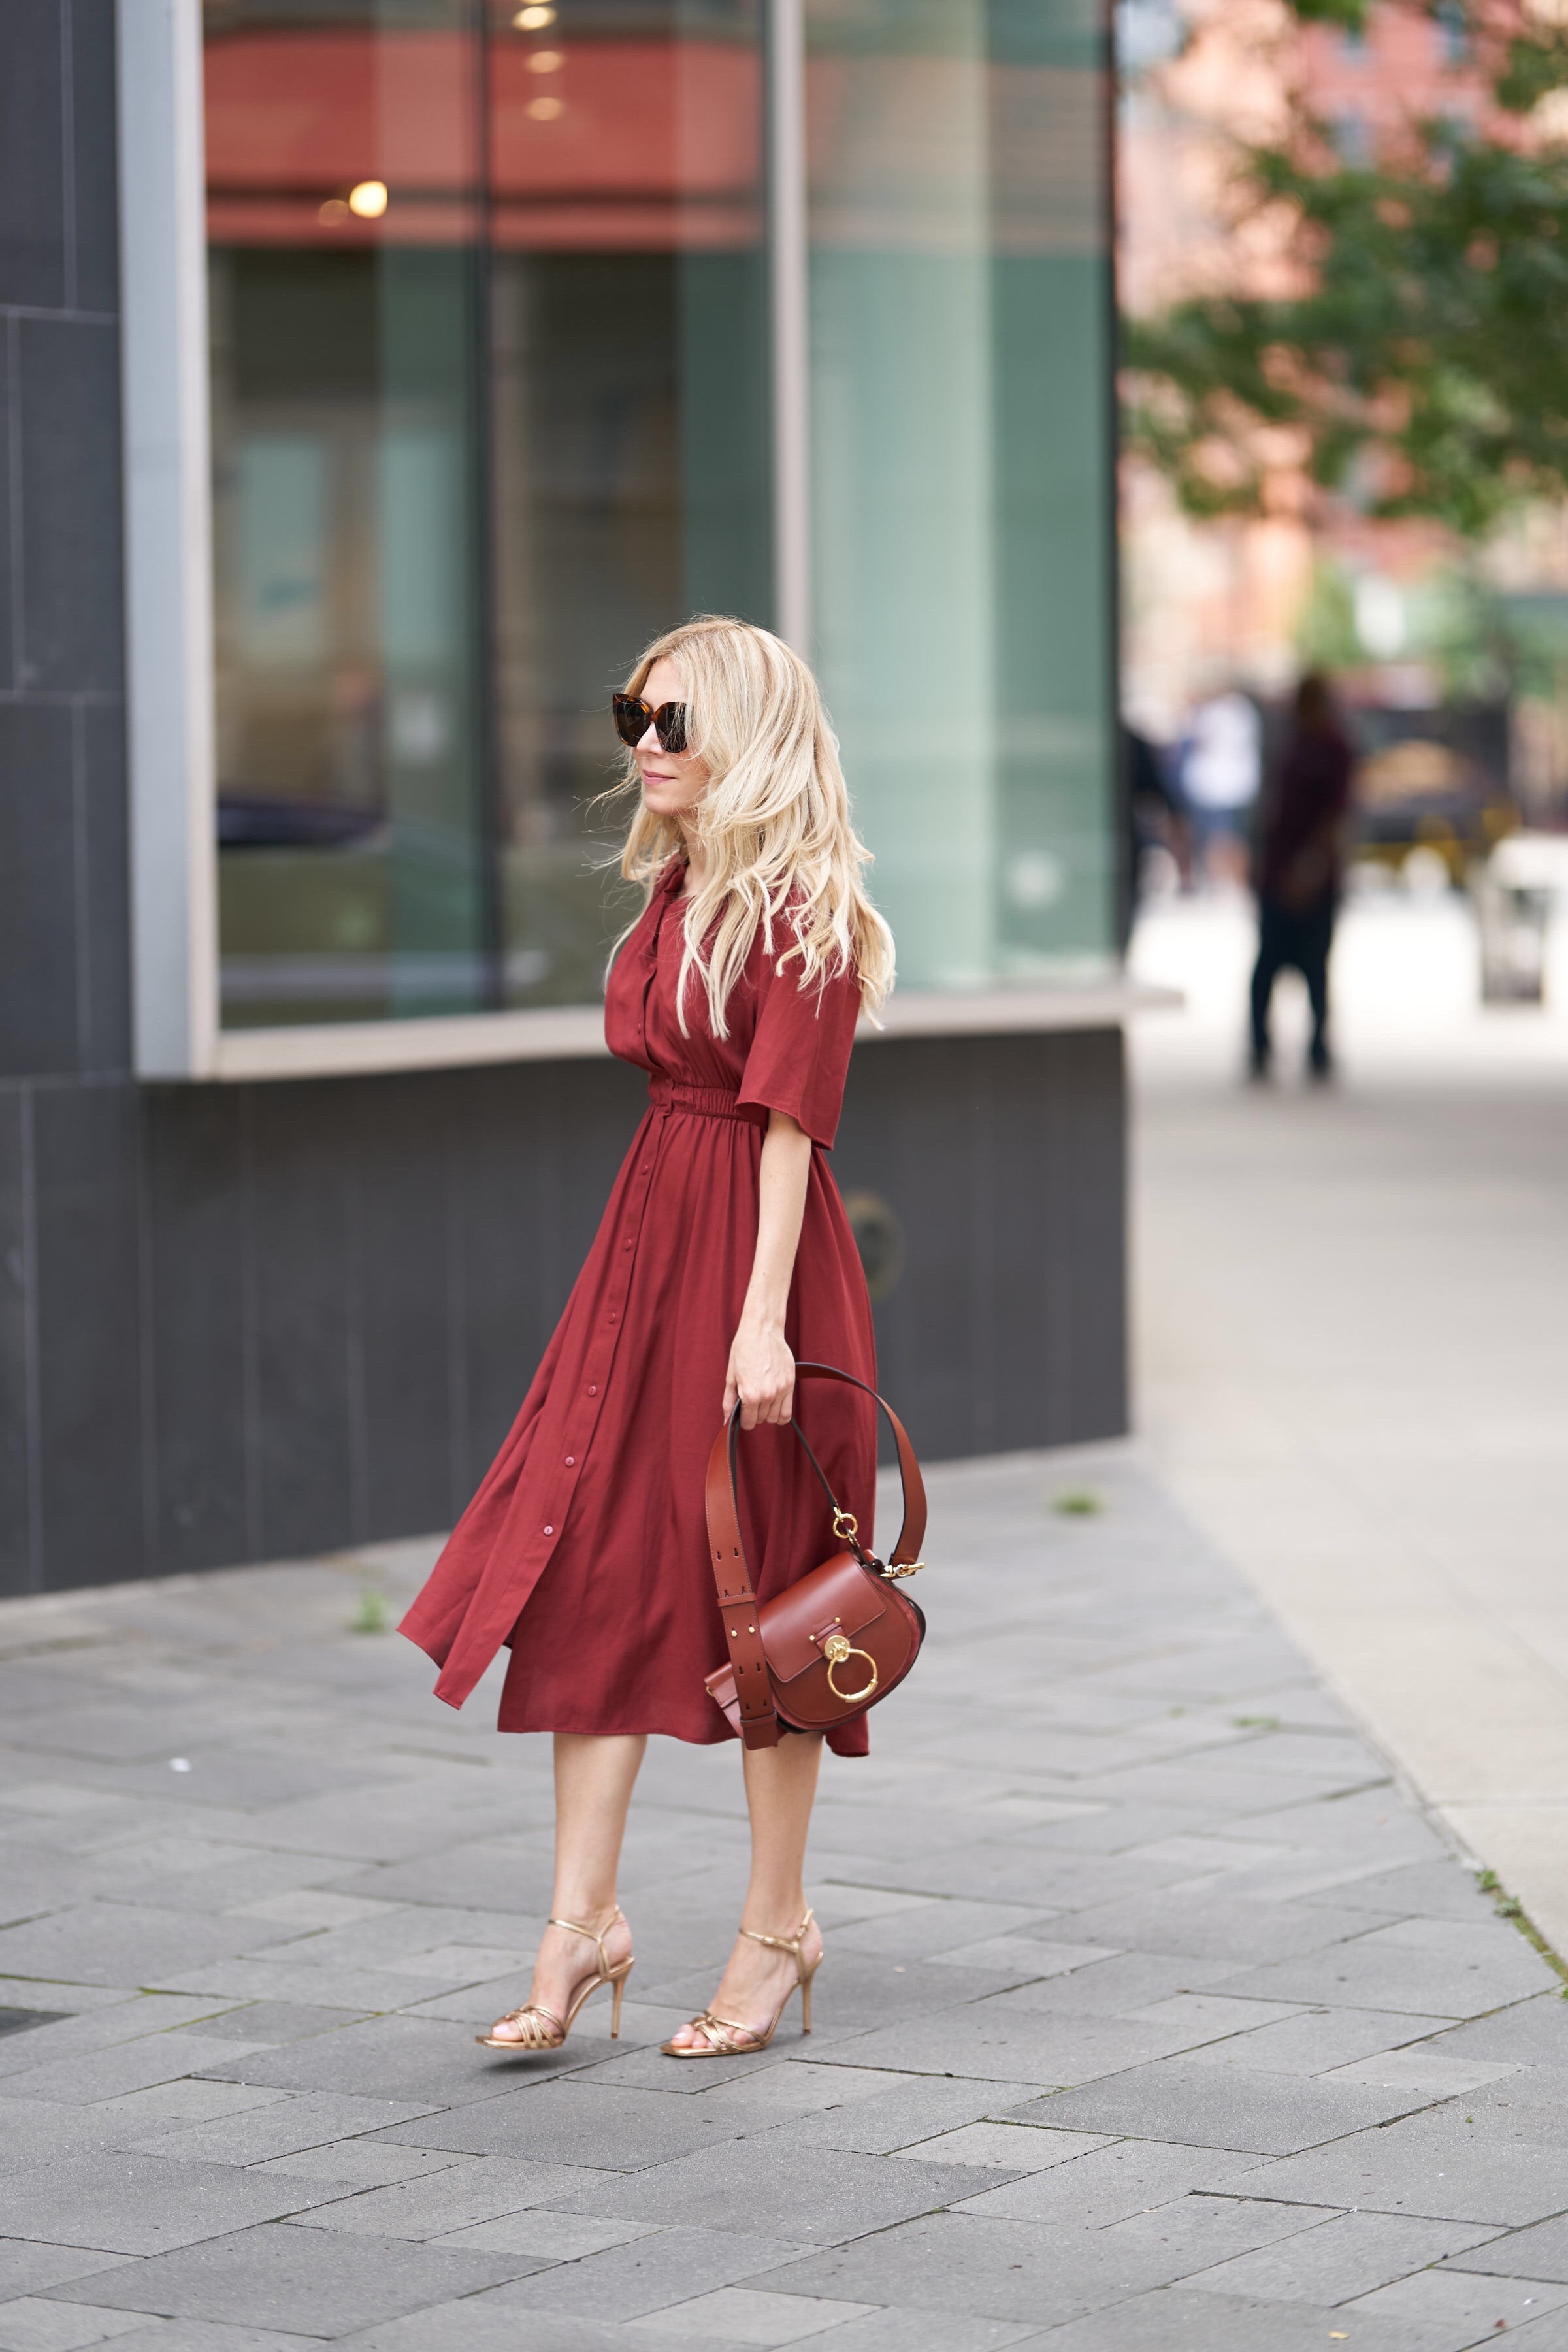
xmin=209 ymin=981 xmax=1182 ymax=1084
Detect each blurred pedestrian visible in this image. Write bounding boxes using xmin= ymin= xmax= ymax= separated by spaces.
xmin=1249 ymin=672 xmax=1354 ymax=1081
xmin=1179 ymin=689 xmax=1261 ymax=883
xmin=1121 ymin=725 xmax=1192 ymax=949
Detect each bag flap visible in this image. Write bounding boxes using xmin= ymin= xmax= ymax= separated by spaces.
xmin=759 ymin=1551 xmax=889 ymax=1684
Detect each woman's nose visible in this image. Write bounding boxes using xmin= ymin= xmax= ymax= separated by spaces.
xmin=637 ymin=723 xmax=661 ymax=753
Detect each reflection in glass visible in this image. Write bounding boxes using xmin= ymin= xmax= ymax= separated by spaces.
xmin=206 ymin=1 xmax=769 ymax=1026
xmin=806 ymin=0 xmax=1116 ymax=987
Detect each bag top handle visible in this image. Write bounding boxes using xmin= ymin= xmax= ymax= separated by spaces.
xmin=704 ymin=1364 xmax=926 ymax=1593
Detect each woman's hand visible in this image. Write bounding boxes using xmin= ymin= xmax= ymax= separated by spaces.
xmin=724 ymin=1318 xmax=795 ymax=1430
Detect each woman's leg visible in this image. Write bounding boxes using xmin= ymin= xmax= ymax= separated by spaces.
xmin=665 ymin=1731 xmax=825 ymax=2050
xmin=489 ymin=1731 xmax=644 ymax=2040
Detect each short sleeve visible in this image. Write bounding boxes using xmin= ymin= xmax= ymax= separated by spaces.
xmin=736 ymin=942 xmax=861 ymax=1150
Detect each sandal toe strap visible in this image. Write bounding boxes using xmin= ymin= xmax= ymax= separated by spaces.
xmin=492 ymin=2004 xmax=565 ymax=2048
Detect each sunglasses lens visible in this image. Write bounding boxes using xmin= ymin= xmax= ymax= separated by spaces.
xmin=657 ymin=704 xmax=689 ymax=755
xmin=612 ymin=695 xmax=647 ymax=749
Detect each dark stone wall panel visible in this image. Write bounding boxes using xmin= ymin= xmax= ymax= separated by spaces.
xmin=70 ymin=0 xmax=119 ymax=314
xmin=0 ymin=326 xmax=14 ymax=696
xmin=18 ymin=316 xmax=122 ymax=693
xmin=1062 ymin=1029 xmax=1127 ymax=1443
xmin=0 ymin=703 xmax=79 ymax=1077
xmin=247 ymin=1088 xmax=355 ymax=1560
xmin=80 ymin=700 xmax=131 ymax=1073
xmin=0 ymin=2 xmax=65 ymax=309
xmin=0 ymin=1092 xmax=31 ymax=1596
xmin=14 ymin=1032 xmax=1126 ymax=1588
xmin=33 ymin=1081 xmax=146 ymax=1588
xmin=350 ymin=1075 xmax=458 ymax=1543
xmin=144 ymin=1086 xmax=249 ymax=1574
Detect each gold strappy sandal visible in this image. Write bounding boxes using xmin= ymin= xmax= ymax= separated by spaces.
xmin=661 ymin=1909 xmax=821 ymax=2058
xmin=476 ymin=1907 xmax=634 ymax=2052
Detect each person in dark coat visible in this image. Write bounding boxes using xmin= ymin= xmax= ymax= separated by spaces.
xmin=1249 ymin=674 xmax=1354 ymax=1080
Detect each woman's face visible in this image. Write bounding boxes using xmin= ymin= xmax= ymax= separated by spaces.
xmin=634 ymin=656 xmax=710 ymax=824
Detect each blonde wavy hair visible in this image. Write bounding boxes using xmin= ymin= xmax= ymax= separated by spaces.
xmin=610 ymin=615 xmax=894 ymax=1039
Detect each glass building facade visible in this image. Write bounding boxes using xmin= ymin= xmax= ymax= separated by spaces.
xmin=203 ymin=0 xmax=1113 ymax=1031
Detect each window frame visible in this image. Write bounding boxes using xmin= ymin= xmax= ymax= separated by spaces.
xmin=117 ymin=0 xmax=809 ymax=1082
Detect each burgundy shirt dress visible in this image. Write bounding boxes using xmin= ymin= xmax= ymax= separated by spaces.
xmin=400 ymin=860 xmax=879 ymax=1757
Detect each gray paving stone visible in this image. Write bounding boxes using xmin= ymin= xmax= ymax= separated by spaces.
xmin=53 ymin=2223 xmax=534 ymax=2336
xmin=745 ymin=2208 xmax=1217 ymax=2326
xmin=749 ymin=2075 xmax=1037 ymax=2155
xmin=1429 ymin=1997 xmax=1568 ymax=2070
xmin=622 ymin=2284 xmax=880 ymax=2344
xmin=291 ymin=2154 xmax=612 ymax=2240
xmin=1181 ymin=2004 xmax=1452 ymax=2076
xmin=182 ymin=2003 xmax=370 ymax=2046
xmin=895 ymin=2121 xmax=1107 ymax=2171
xmin=0 ymin=2029 xmax=278 ymax=2110
xmin=191 ymin=2016 xmax=523 ymax=2108
xmin=0 ymin=2302 xmax=152 ymax=2350
xmin=122 ymin=2092 xmax=442 ymax=2166
xmin=252 ymin=2144 xmax=469 ymax=2191
xmin=1219 ymin=1918 xmax=1558 ymax=2019
xmin=0 ymin=2001 xmax=246 ymax=2083
xmin=0 ymin=2247 xmax=135 ymax=2302
xmin=86 ymin=2328 xmax=321 ymax=2351
xmin=0 ymin=1906 xmax=294 ymax=1990
xmin=1224 ymin=2125 xmax=1568 ymax=2225
xmin=1452 ymin=2215 xmax=1568 ymax=2281
xmin=342 ymin=2305 xmax=702 ymax=2352
xmin=1026 ymin=2284 xmax=1434 ymax=2349
xmin=802 ymin=2007 xmax=1211 ymax=2087
xmin=434 ymin=2212 xmax=657 ymax=2259
xmin=952 ymin=2138 xmax=1269 ymax=2225
xmin=1181 ymin=2211 xmax=1505 ymax=2302
xmin=1046 ymin=1889 xmax=1379 ymax=1965
xmin=371 ymin=2079 xmax=745 ymax=2168
xmin=1344 ymin=2268 xmax=1568 ymax=2343
xmin=0 ymin=2153 xmax=341 ymax=2255
xmin=1024 ymin=2055 xmax=1436 ymax=2153
xmin=555 ymin=2138 xmax=999 ymax=2244
xmin=480 ymin=2225 xmax=817 ymax=2322
xmin=783 ymin=2313 xmax=1039 ymax=2352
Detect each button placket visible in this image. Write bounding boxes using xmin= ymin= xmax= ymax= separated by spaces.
xmin=530 ymin=1096 xmax=670 ymax=1567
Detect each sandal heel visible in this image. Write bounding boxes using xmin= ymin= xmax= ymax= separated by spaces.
xmin=610 ymin=1962 xmax=632 ymax=2039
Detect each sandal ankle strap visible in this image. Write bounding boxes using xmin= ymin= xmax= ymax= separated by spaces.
xmin=738 ymin=1907 xmax=814 ymax=1960
xmin=547 ymin=1906 xmax=624 ymax=1968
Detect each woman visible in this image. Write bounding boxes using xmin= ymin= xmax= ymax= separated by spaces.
xmin=401 ymin=615 xmax=894 ymax=2060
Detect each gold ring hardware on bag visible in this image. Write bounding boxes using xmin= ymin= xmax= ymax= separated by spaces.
xmin=821 ymin=1631 xmax=879 ymax=1702
xmin=878 ymin=1558 xmax=925 ymax=1580
xmin=832 ymin=1508 xmax=858 ymax=1543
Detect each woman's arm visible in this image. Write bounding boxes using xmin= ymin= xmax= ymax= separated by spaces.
xmin=725 ymin=1109 xmax=813 ymax=1429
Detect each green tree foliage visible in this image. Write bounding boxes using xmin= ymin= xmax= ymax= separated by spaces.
xmin=1124 ymin=0 xmax=1568 ymax=536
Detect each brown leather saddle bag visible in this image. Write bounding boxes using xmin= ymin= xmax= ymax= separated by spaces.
xmin=702 ymin=1363 xmax=928 ymax=1750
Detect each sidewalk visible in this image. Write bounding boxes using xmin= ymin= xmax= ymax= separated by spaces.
xmin=1131 ymin=885 xmax=1568 ymax=1958
xmin=5 ymin=1446 xmax=1568 ymax=2349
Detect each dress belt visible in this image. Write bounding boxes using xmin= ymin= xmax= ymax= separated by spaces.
xmin=647 ymin=1078 xmax=760 ymax=1124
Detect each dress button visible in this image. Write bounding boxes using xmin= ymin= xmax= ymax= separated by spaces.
xmin=543 ymin=1525 xmax=554 ymax=1537
xmin=624 ymin=1240 xmax=632 ymax=1251
xmin=608 ymin=1311 xmax=617 ymax=1324
xmin=565 ymin=1455 xmax=575 ymax=1467
xmin=587 ymin=1384 xmax=598 ymax=1396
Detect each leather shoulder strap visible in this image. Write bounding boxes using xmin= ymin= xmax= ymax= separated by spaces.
xmin=704 ymin=1420 xmax=779 ymax=1750
xmin=702 ymin=1367 xmax=926 ymax=1750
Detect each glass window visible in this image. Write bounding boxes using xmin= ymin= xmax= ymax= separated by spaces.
xmin=806 ymin=0 xmax=1117 ymax=987
xmin=204 ymin=1 xmax=768 ymax=1028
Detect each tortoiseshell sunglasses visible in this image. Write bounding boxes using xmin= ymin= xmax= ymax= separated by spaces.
xmin=612 ymin=693 xmax=689 ymax=755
